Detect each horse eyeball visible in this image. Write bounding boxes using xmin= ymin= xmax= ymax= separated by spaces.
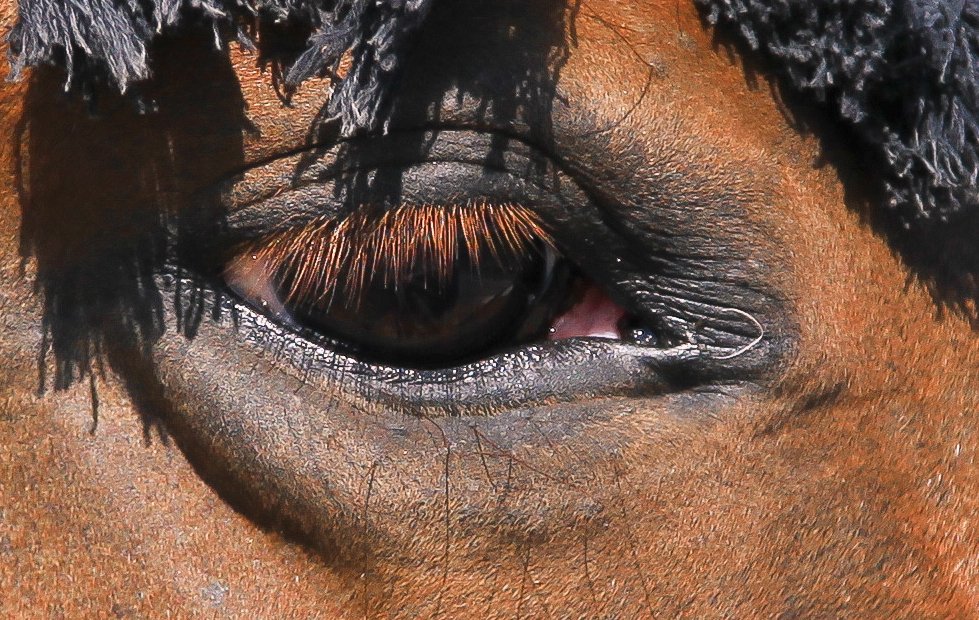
xmin=223 ymin=201 xmax=624 ymax=368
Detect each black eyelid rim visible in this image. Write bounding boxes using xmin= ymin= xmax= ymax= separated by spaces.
xmin=209 ymin=285 xmax=737 ymax=416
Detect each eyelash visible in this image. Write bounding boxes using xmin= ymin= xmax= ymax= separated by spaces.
xmin=224 ymin=200 xmax=554 ymax=313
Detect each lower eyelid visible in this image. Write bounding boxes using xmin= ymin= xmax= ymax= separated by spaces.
xmin=214 ymin=288 xmax=690 ymax=414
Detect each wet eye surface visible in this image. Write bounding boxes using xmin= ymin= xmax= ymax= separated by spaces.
xmin=223 ymin=201 xmax=597 ymax=368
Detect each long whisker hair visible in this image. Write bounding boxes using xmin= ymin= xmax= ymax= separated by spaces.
xmin=228 ymin=200 xmax=554 ymax=312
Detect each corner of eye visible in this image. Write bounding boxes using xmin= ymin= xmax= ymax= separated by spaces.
xmin=224 ymin=251 xmax=299 ymax=328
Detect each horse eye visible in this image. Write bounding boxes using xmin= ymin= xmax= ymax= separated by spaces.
xmin=222 ymin=202 xmax=631 ymax=368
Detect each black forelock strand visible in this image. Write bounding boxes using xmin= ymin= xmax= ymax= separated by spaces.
xmin=10 ymin=0 xmax=247 ymax=92
xmin=697 ymin=0 xmax=979 ymax=224
xmin=8 ymin=0 xmax=435 ymax=134
xmin=9 ymin=0 xmax=979 ymax=223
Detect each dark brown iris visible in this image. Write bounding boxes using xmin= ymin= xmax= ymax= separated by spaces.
xmin=224 ymin=202 xmax=581 ymax=368
xmin=283 ymin=240 xmax=572 ymax=366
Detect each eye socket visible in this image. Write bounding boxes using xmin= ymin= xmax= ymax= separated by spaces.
xmin=223 ymin=200 xmax=627 ymax=368
xmin=199 ymin=127 xmax=773 ymax=404
xmin=175 ymin=127 xmax=775 ymax=416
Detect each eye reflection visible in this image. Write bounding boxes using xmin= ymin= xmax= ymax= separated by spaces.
xmin=223 ymin=201 xmax=623 ymax=367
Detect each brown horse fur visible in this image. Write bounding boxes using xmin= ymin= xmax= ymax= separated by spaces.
xmin=5 ymin=0 xmax=979 ymax=618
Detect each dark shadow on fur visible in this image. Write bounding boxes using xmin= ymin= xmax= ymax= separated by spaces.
xmin=295 ymin=0 xmax=579 ymax=216
xmin=9 ymin=0 xmax=436 ymax=136
xmin=17 ymin=25 xmax=248 ymax=427
xmin=701 ymin=10 xmax=979 ymax=327
xmin=16 ymin=23 xmax=387 ymax=590
xmin=100 ymin=335 xmax=381 ymax=607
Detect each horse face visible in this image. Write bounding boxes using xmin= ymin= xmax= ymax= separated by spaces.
xmin=3 ymin=0 xmax=979 ymax=617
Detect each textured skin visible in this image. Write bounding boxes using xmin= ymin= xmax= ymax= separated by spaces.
xmin=3 ymin=0 xmax=979 ymax=618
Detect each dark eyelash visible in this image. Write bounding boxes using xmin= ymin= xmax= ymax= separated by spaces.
xmin=224 ymin=200 xmax=554 ymax=312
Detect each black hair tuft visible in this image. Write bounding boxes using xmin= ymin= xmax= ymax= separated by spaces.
xmin=8 ymin=0 xmax=434 ymax=134
xmin=698 ymin=0 xmax=979 ymax=225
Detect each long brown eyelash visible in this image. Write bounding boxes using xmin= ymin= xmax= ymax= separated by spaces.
xmin=229 ymin=200 xmax=554 ymax=311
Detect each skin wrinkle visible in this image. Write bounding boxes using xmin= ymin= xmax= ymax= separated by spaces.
xmin=4 ymin=0 xmax=979 ymax=618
